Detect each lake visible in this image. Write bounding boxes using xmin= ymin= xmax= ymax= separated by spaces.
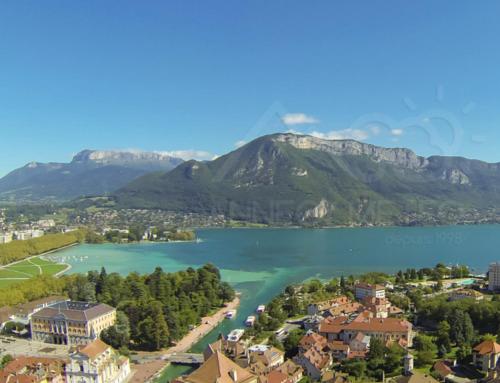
xmin=47 ymin=225 xmax=500 ymax=381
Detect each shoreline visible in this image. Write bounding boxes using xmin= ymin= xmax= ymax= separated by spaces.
xmin=0 ymin=242 xmax=78 ymax=271
xmin=131 ymin=294 xmax=241 ymax=382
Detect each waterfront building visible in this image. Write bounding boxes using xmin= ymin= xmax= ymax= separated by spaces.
xmin=354 ymin=283 xmax=385 ymax=300
xmin=489 ymin=262 xmax=500 ymax=291
xmin=65 ymin=339 xmax=131 ymax=383
xmin=31 ymin=301 xmax=116 ymax=346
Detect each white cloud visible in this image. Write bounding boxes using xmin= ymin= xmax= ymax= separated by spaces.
xmin=390 ymin=128 xmax=404 ymax=136
xmin=281 ymin=113 xmax=319 ymax=126
xmin=160 ymin=150 xmax=217 ymax=161
xmin=309 ymin=128 xmax=370 ymax=141
xmin=234 ymin=140 xmax=247 ymax=148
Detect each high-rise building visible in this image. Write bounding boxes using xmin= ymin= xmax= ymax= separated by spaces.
xmin=489 ymin=262 xmax=500 ymax=291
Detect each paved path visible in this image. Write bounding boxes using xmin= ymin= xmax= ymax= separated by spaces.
xmin=0 ymin=336 xmax=69 ymax=359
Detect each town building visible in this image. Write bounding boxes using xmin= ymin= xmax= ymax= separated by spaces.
xmin=0 ymin=356 xmax=66 ymax=383
xmin=294 ymin=333 xmax=332 ymax=380
xmin=31 ymin=301 xmax=116 ymax=346
xmin=273 ymin=360 xmax=303 ymax=383
xmin=307 ymin=297 xmax=350 ymax=316
xmin=449 ymin=289 xmax=484 ymax=301
xmin=319 ymin=314 xmax=413 ymax=347
xmin=10 ymin=295 xmax=68 ymax=325
xmin=489 ymin=262 xmax=500 ymax=291
xmin=174 ymin=350 xmax=258 ymax=383
xmin=65 ymin=339 xmax=131 ymax=383
xmin=473 ymin=340 xmax=500 ymax=374
xmin=354 ymin=283 xmax=385 ymax=300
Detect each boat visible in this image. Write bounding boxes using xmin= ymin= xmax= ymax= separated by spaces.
xmin=256 ymin=305 xmax=265 ymax=314
xmin=227 ymin=329 xmax=245 ymax=342
xmin=245 ymin=316 xmax=256 ymax=327
xmin=225 ymin=310 xmax=236 ymax=319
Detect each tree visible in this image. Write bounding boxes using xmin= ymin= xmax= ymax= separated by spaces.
xmin=100 ymin=311 xmax=130 ymax=349
xmin=449 ymin=310 xmax=475 ymax=346
xmin=414 ymin=334 xmax=437 ymax=367
xmin=342 ymin=359 xmax=367 ymax=379
xmin=436 ymin=320 xmax=452 ymax=353
xmin=384 ymin=344 xmax=405 ymax=373
xmin=283 ymin=329 xmax=304 ymax=358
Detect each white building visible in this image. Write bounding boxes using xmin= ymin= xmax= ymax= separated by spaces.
xmin=489 ymin=262 xmax=500 ymax=291
xmin=0 ymin=232 xmax=13 ymax=244
xmin=65 ymin=339 xmax=131 ymax=383
xmin=354 ymin=283 xmax=385 ymax=300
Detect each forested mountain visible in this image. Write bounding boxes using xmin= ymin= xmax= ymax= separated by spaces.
xmin=115 ymin=133 xmax=500 ymax=226
xmin=0 ymin=150 xmax=183 ymax=202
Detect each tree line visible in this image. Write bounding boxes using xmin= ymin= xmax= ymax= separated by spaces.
xmin=0 ymin=263 xmax=234 ymax=352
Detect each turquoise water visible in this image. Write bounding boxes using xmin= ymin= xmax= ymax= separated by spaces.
xmin=48 ymin=225 xmax=500 ymax=381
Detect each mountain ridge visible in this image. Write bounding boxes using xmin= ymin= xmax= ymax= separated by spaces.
xmin=114 ymin=133 xmax=500 ymax=226
xmin=0 ymin=149 xmax=184 ymax=202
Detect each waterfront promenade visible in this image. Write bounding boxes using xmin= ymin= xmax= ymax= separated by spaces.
xmin=130 ymin=295 xmax=240 ymax=382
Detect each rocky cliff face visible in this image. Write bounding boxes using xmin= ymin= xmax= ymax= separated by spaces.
xmin=273 ymin=133 xmax=428 ymax=170
xmin=72 ymin=150 xmax=182 ymax=167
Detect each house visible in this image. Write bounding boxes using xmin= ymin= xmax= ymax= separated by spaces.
xmin=323 ymin=302 xmax=362 ymax=318
xmin=449 ymin=289 xmax=484 ymax=301
xmin=328 ymin=341 xmax=350 ymax=360
xmin=391 ymin=371 xmax=439 ymax=383
xmin=204 ymin=334 xmax=248 ymax=367
xmin=295 ymin=333 xmax=332 ymax=380
xmin=274 ymin=360 xmax=303 ymax=383
xmin=0 ymin=356 xmax=66 ymax=383
xmin=248 ymin=345 xmax=285 ymax=371
xmin=307 ymin=297 xmax=350 ymax=316
xmin=473 ymin=340 xmax=500 ymax=373
xmin=354 ymin=283 xmax=385 ymax=300
xmin=321 ymin=371 xmax=350 ymax=383
xmin=361 ymin=296 xmax=394 ymax=319
xmin=432 ymin=360 xmax=454 ymax=381
xmin=174 ymin=351 xmax=258 ymax=383
xmin=298 ymin=332 xmax=328 ymax=352
xmin=31 ymin=301 xmax=116 ymax=346
xmin=65 ymin=339 xmax=130 ymax=383
xmin=348 ymin=332 xmax=370 ymax=353
xmin=294 ymin=345 xmax=332 ymax=380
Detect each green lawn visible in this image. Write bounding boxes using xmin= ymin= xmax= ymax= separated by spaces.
xmin=0 ymin=256 xmax=67 ymax=288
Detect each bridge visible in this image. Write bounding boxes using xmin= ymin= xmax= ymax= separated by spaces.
xmin=163 ymin=353 xmax=204 ymax=365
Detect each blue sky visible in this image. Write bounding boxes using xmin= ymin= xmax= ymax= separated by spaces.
xmin=1 ymin=1 xmax=500 ymax=176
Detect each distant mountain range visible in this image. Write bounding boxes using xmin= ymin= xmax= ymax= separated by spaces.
xmin=114 ymin=133 xmax=500 ymax=226
xmin=0 ymin=150 xmax=183 ymax=202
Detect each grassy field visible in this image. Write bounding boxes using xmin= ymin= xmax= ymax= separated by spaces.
xmin=0 ymin=256 xmax=68 ymax=288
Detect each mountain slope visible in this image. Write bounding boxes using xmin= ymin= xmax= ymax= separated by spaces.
xmin=0 ymin=150 xmax=183 ymax=202
xmin=114 ymin=133 xmax=500 ymax=225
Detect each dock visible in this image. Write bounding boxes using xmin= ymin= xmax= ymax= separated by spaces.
xmin=163 ymin=353 xmax=204 ymax=365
